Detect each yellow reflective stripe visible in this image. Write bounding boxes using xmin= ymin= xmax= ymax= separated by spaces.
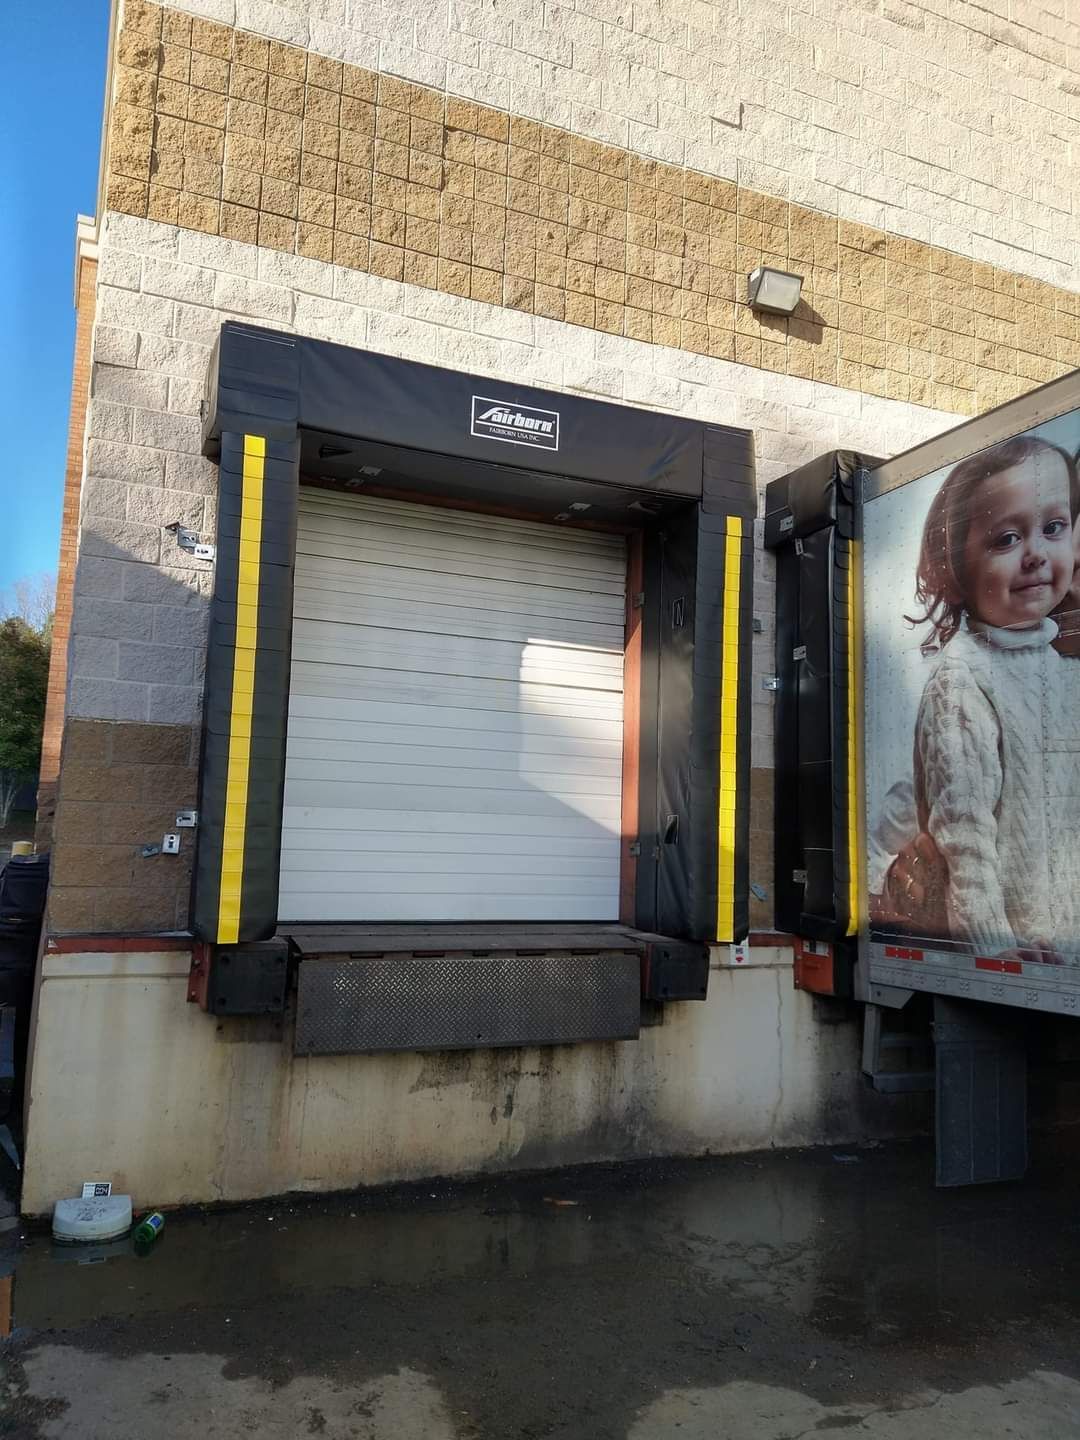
xmin=217 ymin=434 xmax=265 ymax=944
xmin=846 ymin=540 xmax=860 ymax=937
xmin=716 ymin=516 xmax=742 ymax=942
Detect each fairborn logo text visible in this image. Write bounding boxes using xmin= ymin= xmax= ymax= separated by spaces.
xmin=477 ymin=405 xmax=554 ymax=434
xmin=471 ymin=395 xmax=560 ymax=451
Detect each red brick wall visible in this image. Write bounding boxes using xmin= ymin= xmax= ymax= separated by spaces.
xmin=37 ymin=250 xmax=97 ymax=847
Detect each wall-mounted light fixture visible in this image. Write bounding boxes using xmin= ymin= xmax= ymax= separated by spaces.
xmin=747 ymin=266 xmax=803 ymax=315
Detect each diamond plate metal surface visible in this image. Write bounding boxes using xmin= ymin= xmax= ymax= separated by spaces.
xmin=294 ymin=951 xmax=641 ymax=1055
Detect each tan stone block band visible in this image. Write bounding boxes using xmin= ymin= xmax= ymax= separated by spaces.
xmin=108 ymin=0 xmax=1080 ymax=416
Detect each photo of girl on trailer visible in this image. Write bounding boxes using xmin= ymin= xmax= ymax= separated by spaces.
xmin=865 ymin=412 xmax=1080 ymax=967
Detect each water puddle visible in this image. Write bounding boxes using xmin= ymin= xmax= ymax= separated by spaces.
xmin=1 ymin=1139 xmax=1079 ymax=1341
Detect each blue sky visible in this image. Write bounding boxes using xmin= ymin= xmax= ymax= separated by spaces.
xmin=0 ymin=1 xmax=111 ymax=594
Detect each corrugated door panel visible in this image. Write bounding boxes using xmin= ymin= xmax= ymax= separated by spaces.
xmin=280 ymin=489 xmax=627 ymax=922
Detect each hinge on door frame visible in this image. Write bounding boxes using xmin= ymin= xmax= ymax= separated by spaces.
xmin=628 ymin=840 xmax=642 ymax=857
xmin=631 ymin=591 xmax=645 ymax=609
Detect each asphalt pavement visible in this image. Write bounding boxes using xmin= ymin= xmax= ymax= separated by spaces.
xmin=2 ymin=1137 xmax=1080 ymax=1437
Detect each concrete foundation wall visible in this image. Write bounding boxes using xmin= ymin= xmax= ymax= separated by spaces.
xmin=21 ymin=946 xmax=925 ymax=1214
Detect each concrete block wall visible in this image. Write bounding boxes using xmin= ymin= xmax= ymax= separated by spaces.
xmin=48 ymin=0 xmax=1075 ymax=935
xmin=107 ymin=2 xmax=1080 ymax=420
xmin=54 ymin=206 xmax=953 ymax=930
xmin=134 ymin=0 xmax=1080 ymax=291
xmin=47 ymin=719 xmax=199 ymax=932
xmin=40 ymin=0 xmax=1072 ymax=1208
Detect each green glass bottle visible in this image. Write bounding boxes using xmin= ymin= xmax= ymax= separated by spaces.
xmin=132 ymin=1211 xmax=165 ymax=1255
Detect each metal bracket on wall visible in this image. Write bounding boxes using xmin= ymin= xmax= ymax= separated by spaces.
xmin=166 ymin=522 xmax=215 ymax=562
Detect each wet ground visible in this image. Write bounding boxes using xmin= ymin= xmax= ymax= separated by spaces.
xmin=2 ymin=1136 xmax=1080 ymax=1437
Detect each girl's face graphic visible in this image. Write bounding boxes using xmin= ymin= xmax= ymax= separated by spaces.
xmin=961 ymin=453 xmax=1074 ymax=630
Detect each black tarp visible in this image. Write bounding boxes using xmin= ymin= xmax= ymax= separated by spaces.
xmin=764 ymin=450 xmax=880 ymax=944
xmin=208 ymin=327 xmax=706 ymax=499
xmin=196 ymin=323 xmax=756 ymax=949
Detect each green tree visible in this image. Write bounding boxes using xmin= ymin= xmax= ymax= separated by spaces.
xmin=0 ymin=616 xmax=50 ymax=828
xmin=1 ymin=573 xmax=54 ymax=637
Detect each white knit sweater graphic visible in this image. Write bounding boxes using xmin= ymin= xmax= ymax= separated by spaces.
xmin=914 ymin=617 xmax=1080 ymax=959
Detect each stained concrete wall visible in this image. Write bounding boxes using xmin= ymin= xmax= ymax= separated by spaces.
xmin=21 ymin=945 xmax=924 ymax=1214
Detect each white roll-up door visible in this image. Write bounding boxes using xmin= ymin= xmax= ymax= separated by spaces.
xmin=279 ymin=488 xmax=627 ymax=922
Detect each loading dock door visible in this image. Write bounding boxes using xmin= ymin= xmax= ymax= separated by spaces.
xmin=279 ymin=488 xmax=627 ymax=922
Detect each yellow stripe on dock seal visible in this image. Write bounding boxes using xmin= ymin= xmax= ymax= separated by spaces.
xmin=716 ymin=517 xmax=742 ymax=942
xmin=217 ymin=434 xmax=265 ymax=944
xmin=845 ymin=540 xmax=860 ymax=937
